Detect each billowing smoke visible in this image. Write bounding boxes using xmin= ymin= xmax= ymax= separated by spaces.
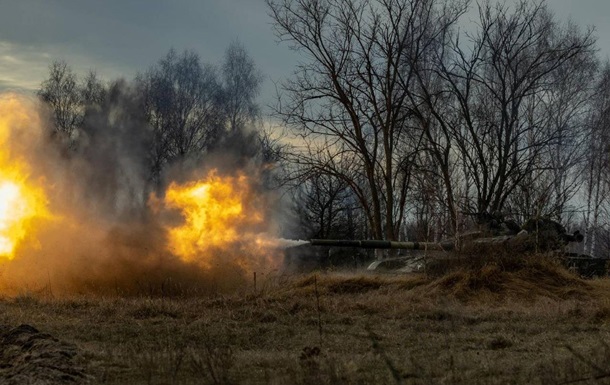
xmin=0 ymin=90 xmax=284 ymax=296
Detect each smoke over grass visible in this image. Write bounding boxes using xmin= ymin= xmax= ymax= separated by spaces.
xmin=0 ymin=91 xmax=283 ymax=296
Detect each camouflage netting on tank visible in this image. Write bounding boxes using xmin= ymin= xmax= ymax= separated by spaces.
xmin=0 ymin=324 xmax=89 ymax=384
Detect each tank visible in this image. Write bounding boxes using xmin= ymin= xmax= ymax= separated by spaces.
xmin=307 ymin=214 xmax=606 ymax=277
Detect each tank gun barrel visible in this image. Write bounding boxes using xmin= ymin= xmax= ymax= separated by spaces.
xmin=309 ymin=239 xmax=455 ymax=251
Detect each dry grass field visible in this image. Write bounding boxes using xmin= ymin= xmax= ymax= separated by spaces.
xmin=3 ymin=254 xmax=610 ymax=384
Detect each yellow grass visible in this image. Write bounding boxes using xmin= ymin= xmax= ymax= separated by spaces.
xmin=3 ymin=254 xmax=610 ymax=384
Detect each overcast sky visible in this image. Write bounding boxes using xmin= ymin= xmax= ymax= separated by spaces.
xmin=0 ymin=0 xmax=609 ymax=110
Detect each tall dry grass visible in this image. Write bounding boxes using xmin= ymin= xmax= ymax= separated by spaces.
xmin=1 ymin=252 xmax=610 ymax=384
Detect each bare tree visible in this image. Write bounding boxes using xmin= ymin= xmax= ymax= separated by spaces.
xmin=506 ymin=46 xmax=596 ymax=223
xmin=222 ymin=41 xmax=264 ymax=133
xmin=137 ymin=49 xmax=223 ymax=180
xmin=582 ymin=63 xmax=610 ymax=256
xmin=413 ymin=0 xmax=596 ymax=228
xmin=38 ymin=60 xmax=83 ymax=145
xmin=293 ymin=173 xmax=355 ymax=239
xmin=409 ymin=149 xmax=458 ymax=240
xmin=39 ymin=61 xmax=111 ymax=151
xmin=80 ymin=70 xmax=107 ymax=107
xmin=268 ymin=0 xmax=467 ymax=241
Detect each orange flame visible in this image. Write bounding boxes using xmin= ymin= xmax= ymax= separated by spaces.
xmin=0 ymin=93 xmax=280 ymax=280
xmin=0 ymin=95 xmax=49 ymax=259
xmin=160 ymin=170 xmax=265 ymax=264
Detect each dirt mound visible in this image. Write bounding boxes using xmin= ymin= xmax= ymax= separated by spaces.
xmin=0 ymin=324 xmax=89 ymax=384
xmin=287 ymin=273 xmax=423 ymax=295
xmin=422 ymin=255 xmax=592 ymax=301
xmin=275 ymin=254 xmax=592 ymax=303
xmin=326 ymin=276 xmax=384 ymax=294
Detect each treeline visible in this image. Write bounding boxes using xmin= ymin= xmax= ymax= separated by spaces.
xmin=36 ymin=0 xmax=610 ymax=258
xmin=265 ymin=0 xmax=610 ymax=258
xmin=38 ymin=42 xmax=276 ymax=187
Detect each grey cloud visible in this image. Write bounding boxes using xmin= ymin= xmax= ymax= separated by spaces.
xmin=0 ymin=0 xmax=299 ymax=107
